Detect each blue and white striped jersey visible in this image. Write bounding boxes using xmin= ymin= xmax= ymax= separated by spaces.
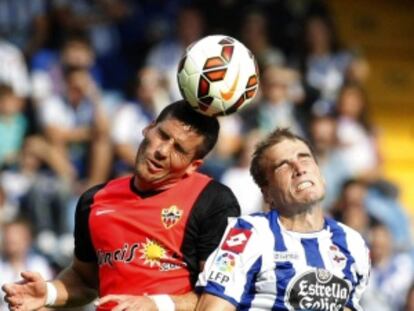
xmin=197 ymin=210 xmax=370 ymax=311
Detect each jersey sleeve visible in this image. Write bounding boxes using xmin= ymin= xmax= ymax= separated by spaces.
xmin=74 ymin=184 xmax=106 ymax=262
xmin=346 ymin=235 xmax=371 ymax=310
xmin=196 ymin=216 xmax=264 ymax=307
xmin=195 ymin=181 xmax=241 ymax=260
xmin=181 ymin=181 xmax=241 ymax=286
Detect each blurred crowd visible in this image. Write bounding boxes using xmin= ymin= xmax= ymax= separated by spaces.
xmin=0 ymin=1 xmax=413 ymax=310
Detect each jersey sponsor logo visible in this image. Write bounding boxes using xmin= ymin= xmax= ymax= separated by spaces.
xmin=221 ymin=228 xmax=252 ymax=254
xmin=286 ymin=268 xmax=351 ymax=311
xmin=274 ymin=251 xmax=300 ymax=262
xmin=139 ymin=238 xmax=185 ymax=271
xmin=97 ymin=238 xmax=186 ymax=271
xmin=214 ymin=252 xmax=236 ymax=273
xmin=140 ymin=238 xmax=169 ymax=267
xmin=161 ymin=205 xmax=183 ymax=229
xmin=328 ymin=245 xmax=347 ymax=270
xmin=160 ymin=262 xmax=183 ymax=272
xmin=97 ymin=243 xmax=139 ymax=267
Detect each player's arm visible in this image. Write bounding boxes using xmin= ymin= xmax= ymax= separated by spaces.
xmin=51 ymin=257 xmax=99 ymax=306
xmin=97 ymin=291 xmax=199 ymax=311
xmin=345 ymin=233 xmax=371 ymax=311
xmin=196 ymin=293 xmax=235 ymax=311
xmin=2 ymin=257 xmax=98 ymax=310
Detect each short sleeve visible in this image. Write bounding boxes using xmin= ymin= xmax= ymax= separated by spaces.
xmin=74 ymin=184 xmax=106 ymax=262
xmin=346 ymin=236 xmax=371 ymax=310
xmin=38 ymin=96 xmax=70 ymax=127
xmin=180 ymin=181 xmax=241 ymax=285
xmin=196 ymin=216 xmax=265 ymax=307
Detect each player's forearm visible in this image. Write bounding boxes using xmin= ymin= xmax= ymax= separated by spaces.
xmin=51 ymin=265 xmax=98 ymax=307
xmin=196 ymin=293 xmax=236 ymax=311
xmin=171 ymin=291 xmax=199 ymax=311
xmin=45 ymin=126 xmax=92 ymax=144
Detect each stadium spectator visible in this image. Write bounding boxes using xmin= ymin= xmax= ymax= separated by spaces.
xmin=0 ymin=218 xmax=53 ymax=311
xmin=330 ymin=178 xmax=371 ymax=238
xmin=335 ymin=83 xmax=380 ymax=179
xmin=221 ymin=130 xmax=264 ymax=215
xmin=362 ymin=220 xmax=414 ymax=311
xmin=405 ymin=283 xmax=414 ymax=311
xmin=31 ymin=32 xmax=103 ymax=101
xmin=0 ymin=39 xmax=30 ymax=98
xmin=0 ymin=136 xmax=75 ymax=263
xmin=242 ymin=65 xmax=305 ymax=135
xmin=200 ymin=114 xmax=245 ymax=181
xmin=0 ymin=186 xmax=17 ymax=226
xmin=332 ymin=178 xmax=412 ymax=250
xmin=309 ymin=114 xmax=352 ymax=210
xmin=364 ymin=179 xmax=412 ymax=252
xmin=297 ymin=14 xmax=354 ymax=115
xmin=239 ymin=9 xmax=286 ymax=70
xmin=146 ymin=5 xmax=205 ymax=101
xmin=111 ymin=67 xmax=169 ymax=176
xmin=0 ymin=84 xmax=28 ymax=167
xmin=37 ymin=66 xmax=111 ymax=190
xmin=0 ymin=0 xmax=48 ymax=60
xmin=51 ymin=0 xmax=128 ymax=90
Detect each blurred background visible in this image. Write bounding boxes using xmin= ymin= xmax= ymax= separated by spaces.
xmin=0 ymin=0 xmax=413 ymax=310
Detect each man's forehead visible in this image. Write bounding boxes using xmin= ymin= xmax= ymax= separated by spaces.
xmin=267 ymin=139 xmax=310 ymax=158
xmin=159 ymin=118 xmax=202 ymax=141
xmin=160 ymin=118 xmax=190 ymax=131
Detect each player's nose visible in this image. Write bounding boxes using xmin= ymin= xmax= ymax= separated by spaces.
xmin=292 ymin=161 xmax=306 ymax=177
xmin=155 ymin=141 xmax=172 ymax=159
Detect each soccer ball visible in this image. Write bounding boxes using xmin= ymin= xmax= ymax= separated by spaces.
xmin=177 ymin=35 xmax=259 ymax=116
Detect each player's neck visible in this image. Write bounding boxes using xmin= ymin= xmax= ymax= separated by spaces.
xmin=133 ymin=175 xmax=184 ymax=193
xmin=278 ymin=206 xmax=324 ymax=233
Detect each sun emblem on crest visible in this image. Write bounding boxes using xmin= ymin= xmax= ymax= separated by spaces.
xmin=161 ymin=205 xmax=183 ymax=229
xmin=139 ymin=238 xmax=168 ymax=267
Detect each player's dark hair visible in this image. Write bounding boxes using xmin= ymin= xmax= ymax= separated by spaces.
xmin=2 ymin=217 xmax=34 ymax=237
xmin=155 ymin=100 xmax=220 ymax=159
xmin=63 ymin=31 xmax=92 ymax=48
xmin=250 ymin=128 xmax=316 ymax=188
xmin=0 ymin=83 xmax=14 ymax=99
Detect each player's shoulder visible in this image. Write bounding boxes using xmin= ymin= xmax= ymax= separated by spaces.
xmin=77 ymin=182 xmax=109 ymax=209
xmin=195 ymin=178 xmax=241 ymax=216
xmin=199 ymin=177 xmax=239 ymax=202
xmin=329 ymin=218 xmax=367 ymax=250
xmin=228 ymin=211 xmax=273 ymax=232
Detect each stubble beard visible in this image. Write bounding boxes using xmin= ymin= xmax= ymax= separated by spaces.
xmin=277 ymin=192 xmax=325 ymax=217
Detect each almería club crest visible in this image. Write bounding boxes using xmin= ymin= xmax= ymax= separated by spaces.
xmin=161 ymin=205 xmax=183 ymax=229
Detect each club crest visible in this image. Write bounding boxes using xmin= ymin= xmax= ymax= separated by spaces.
xmin=161 ymin=205 xmax=183 ymax=229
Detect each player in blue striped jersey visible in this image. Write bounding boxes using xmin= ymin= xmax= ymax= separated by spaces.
xmin=196 ymin=128 xmax=370 ymax=311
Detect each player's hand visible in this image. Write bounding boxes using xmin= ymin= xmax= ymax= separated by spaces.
xmin=1 ymin=271 xmax=47 ymax=311
xmin=96 ymin=294 xmax=157 ymax=311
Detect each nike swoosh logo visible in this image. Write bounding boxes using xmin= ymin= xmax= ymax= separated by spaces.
xmin=220 ymin=68 xmax=240 ymax=101
xmin=96 ymin=209 xmax=115 ymax=216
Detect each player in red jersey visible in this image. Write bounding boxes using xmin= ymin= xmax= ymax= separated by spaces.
xmin=2 ymin=100 xmax=240 ymax=311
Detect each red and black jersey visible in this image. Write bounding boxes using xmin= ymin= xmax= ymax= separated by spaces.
xmin=74 ymin=173 xmax=240 ymax=297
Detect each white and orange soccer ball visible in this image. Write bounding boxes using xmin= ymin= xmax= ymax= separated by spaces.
xmin=177 ymin=35 xmax=259 ymax=116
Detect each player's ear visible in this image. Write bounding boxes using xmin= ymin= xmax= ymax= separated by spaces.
xmin=142 ymin=122 xmax=156 ymax=136
xmin=185 ymin=159 xmax=204 ymax=175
